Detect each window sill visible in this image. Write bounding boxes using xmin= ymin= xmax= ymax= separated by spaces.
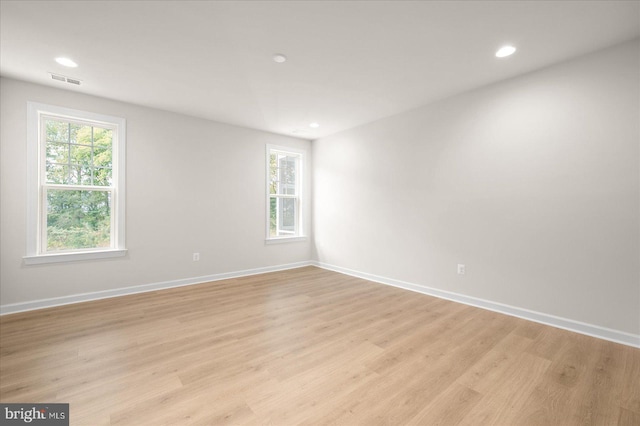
xmin=265 ymin=236 xmax=308 ymax=245
xmin=23 ymin=249 xmax=127 ymax=265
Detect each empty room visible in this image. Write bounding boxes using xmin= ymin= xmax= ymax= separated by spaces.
xmin=1 ymin=1 xmax=639 ymax=425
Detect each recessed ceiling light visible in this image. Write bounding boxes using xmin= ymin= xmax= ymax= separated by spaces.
xmin=273 ymin=54 xmax=287 ymax=63
xmin=55 ymin=57 xmax=78 ymax=68
xmin=495 ymin=46 xmax=516 ymax=58
xmin=309 ymin=122 xmax=320 ymax=128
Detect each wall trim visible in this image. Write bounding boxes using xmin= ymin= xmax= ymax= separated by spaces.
xmin=0 ymin=261 xmax=313 ymax=316
xmin=312 ymin=261 xmax=640 ymax=349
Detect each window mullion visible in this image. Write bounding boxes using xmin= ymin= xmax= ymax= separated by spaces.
xmin=43 ymin=183 xmax=113 ymax=191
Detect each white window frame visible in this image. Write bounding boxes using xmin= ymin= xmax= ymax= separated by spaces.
xmin=265 ymin=145 xmax=306 ymax=243
xmin=24 ymin=102 xmax=127 ymax=264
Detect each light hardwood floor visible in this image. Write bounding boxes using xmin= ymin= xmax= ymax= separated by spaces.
xmin=1 ymin=266 xmax=639 ymax=425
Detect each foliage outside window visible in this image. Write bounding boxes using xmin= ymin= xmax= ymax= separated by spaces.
xmin=25 ymin=103 xmax=126 ymax=264
xmin=267 ymin=146 xmax=303 ymax=240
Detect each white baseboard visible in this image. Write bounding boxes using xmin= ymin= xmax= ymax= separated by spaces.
xmin=312 ymin=261 xmax=640 ymax=349
xmin=3 ymin=259 xmax=638 ymax=348
xmin=0 ymin=261 xmax=313 ymax=315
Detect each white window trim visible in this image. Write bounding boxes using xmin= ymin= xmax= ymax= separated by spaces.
xmin=24 ymin=102 xmax=127 ymax=265
xmin=265 ymin=144 xmax=306 ymax=243
xmin=265 ymin=236 xmax=308 ymax=245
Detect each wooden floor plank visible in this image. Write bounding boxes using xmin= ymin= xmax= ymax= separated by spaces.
xmin=457 ymin=352 xmax=552 ymax=425
xmin=1 ymin=266 xmax=638 ymax=425
xmin=406 ymin=382 xmax=482 ymax=426
xmin=620 ymin=345 xmax=640 ymax=414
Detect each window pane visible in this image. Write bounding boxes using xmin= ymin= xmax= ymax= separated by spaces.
xmin=93 ymin=127 xmax=112 ymax=144
xmin=280 ymin=197 xmax=296 ymax=232
xmin=269 ymin=197 xmax=277 ymax=237
xmin=69 ymin=164 xmax=93 ymax=185
xmin=46 ymin=142 xmax=69 ymax=165
xmin=45 ymin=119 xmax=69 ymax=143
xmin=46 ymin=189 xmax=111 ymax=251
xmin=281 ymin=156 xmax=296 ymax=184
xmin=70 ymin=123 xmax=92 ymax=145
xmin=278 ymin=156 xmax=297 ymax=195
xmin=70 ymin=143 xmax=92 ymax=166
xmin=46 ymin=163 xmax=69 ymax=184
xmin=269 ymin=154 xmax=278 ymax=195
xmin=93 ymin=167 xmax=112 ymax=187
xmin=93 ymin=128 xmax=113 ymax=169
xmin=270 ymin=196 xmax=296 ymax=237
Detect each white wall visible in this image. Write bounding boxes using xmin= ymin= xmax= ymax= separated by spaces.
xmin=0 ymin=78 xmax=311 ymax=306
xmin=313 ymin=40 xmax=640 ymax=336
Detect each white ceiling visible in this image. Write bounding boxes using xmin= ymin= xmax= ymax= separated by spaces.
xmin=1 ymin=1 xmax=639 ymax=140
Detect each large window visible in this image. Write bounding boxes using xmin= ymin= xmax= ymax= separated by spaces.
xmin=25 ymin=103 xmax=126 ymax=264
xmin=266 ymin=146 xmax=304 ymax=241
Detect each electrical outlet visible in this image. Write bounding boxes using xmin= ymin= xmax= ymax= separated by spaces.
xmin=193 ymin=253 xmax=200 ymax=262
xmin=457 ymin=264 xmax=465 ymax=275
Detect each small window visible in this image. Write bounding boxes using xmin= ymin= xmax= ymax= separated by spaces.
xmin=266 ymin=146 xmax=304 ymax=241
xmin=25 ymin=103 xmax=126 ymax=264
